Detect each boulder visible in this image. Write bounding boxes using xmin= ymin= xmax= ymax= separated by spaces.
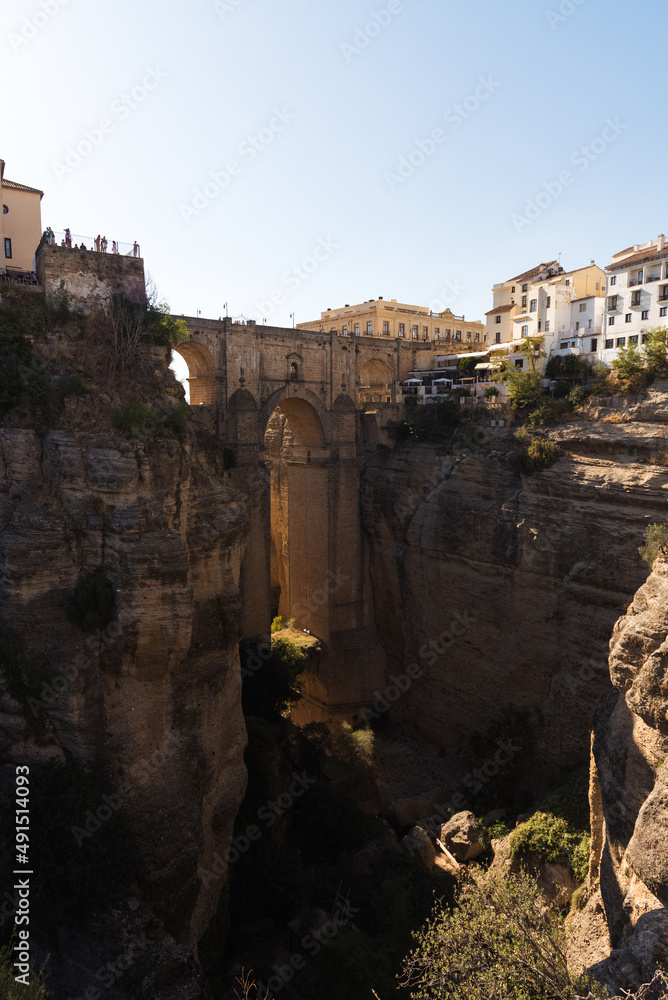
xmin=402 ymin=825 xmax=436 ymax=868
xmin=439 ymin=810 xmax=485 ymax=862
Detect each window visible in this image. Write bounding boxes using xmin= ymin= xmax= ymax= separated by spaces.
xmin=631 ymin=291 xmax=641 ymax=306
xmin=660 ymin=285 xmax=668 ymax=301
xmin=605 ymin=339 xmax=614 ymax=349
xmin=466 ymin=331 xmax=472 ymax=341
xmin=444 ymin=329 xmax=451 ymax=340
xmin=521 ymin=324 xmax=529 ymax=337
xmin=642 ymin=310 xmax=649 ymax=320
xmin=521 ymin=295 xmax=527 ymax=307
xmin=608 ymin=296 xmax=618 ymax=310
xmin=474 ymin=332 xmax=479 ymax=341
xmin=588 ymin=319 xmax=592 ymax=328
xmin=575 ymin=322 xmax=580 ymax=331
xmin=514 ymin=359 xmax=524 ymax=368
xmin=590 ymin=338 xmax=598 ymax=352
xmin=625 ymin=314 xmax=632 ymax=323
xmin=630 ymin=335 xmax=638 ymax=345
xmin=289 ymin=362 xmax=298 ymax=380
xmin=661 ymin=308 xmax=668 ymax=318
xmin=545 ymin=321 xmax=550 ymax=332
xmin=422 ymin=326 xmax=428 ymax=340
xmin=579 ymin=303 xmax=586 ymax=312
xmin=565 ymin=279 xmax=570 ymax=286
xmin=530 ymin=299 xmax=537 ymax=311
xmin=354 ymin=323 xmax=359 ymax=335
xmin=560 ymin=342 xmax=568 ymax=350
xmin=496 ymin=315 xmax=501 ymax=324
xmin=546 ymin=296 xmax=552 ymax=308
xmin=455 ymin=330 xmax=461 ymax=341
xmin=412 ymin=325 xmax=418 ymax=339
xmin=367 ymin=321 xmax=373 ymax=334
xmin=616 ymin=337 xmax=626 ymax=347
xmin=610 ymin=276 xmax=616 ymax=285
xmin=522 ymin=283 xmax=528 ymax=292
xmin=642 ymin=333 xmax=649 ymax=344
xmin=383 ymin=321 xmax=389 ymax=334
xmin=511 ymin=286 xmax=516 ymax=293
xmin=434 ymin=327 xmax=440 ymax=338
xmin=495 ymin=332 xmax=501 ymax=344
xmin=2 ymin=204 xmax=7 ymax=215
xmin=538 ymin=321 xmax=542 ymax=331
xmin=4 ymin=238 xmax=11 ymax=259
xmin=399 ymin=323 xmax=405 ymax=336
xmin=608 ymin=316 xmax=615 ymax=326
xmin=342 ymin=325 xmax=348 ymax=336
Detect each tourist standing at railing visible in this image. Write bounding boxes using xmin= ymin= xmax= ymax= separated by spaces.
xmin=112 ymin=240 xmax=119 ymax=254
xmin=95 ymin=235 xmax=101 ymax=252
xmin=64 ymin=228 xmax=72 ymax=248
xmin=101 ymin=236 xmax=108 ymax=253
xmin=133 ymin=241 xmax=139 ymax=257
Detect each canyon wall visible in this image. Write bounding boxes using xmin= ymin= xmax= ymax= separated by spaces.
xmin=568 ymin=555 xmax=668 ymax=991
xmin=0 ymin=413 xmax=249 ymax=997
xmin=361 ymin=390 xmax=668 ymax=790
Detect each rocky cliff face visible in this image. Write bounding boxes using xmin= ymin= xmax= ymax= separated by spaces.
xmin=0 ymin=414 xmax=249 ymax=997
xmin=568 ymin=557 xmax=668 ymax=991
xmin=361 ymin=389 xmax=668 ymax=793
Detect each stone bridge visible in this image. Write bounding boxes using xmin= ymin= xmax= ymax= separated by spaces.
xmin=176 ymin=316 xmax=443 ymax=717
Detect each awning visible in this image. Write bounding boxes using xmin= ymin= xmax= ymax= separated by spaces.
xmin=474 ymin=363 xmax=492 ymax=370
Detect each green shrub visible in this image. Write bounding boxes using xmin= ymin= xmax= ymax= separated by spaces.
xmin=484 ymin=384 xmax=499 ymax=399
xmin=241 ymin=636 xmax=303 ymax=720
xmin=639 ymin=523 xmax=668 ymax=566
xmin=513 ymin=438 xmax=562 ymax=474
xmin=509 ymin=767 xmax=590 ymax=884
xmin=111 ymin=400 xmax=154 ymax=437
xmin=60 ymin=372 xmax=86 ymax=397
xmin=612 ymin=343 xmax=646 ymax=381
xmin=271 ymin=615 xmax=285 ymax=633
xmin=163 ymin=400 xmax=190 ymax=434
xmin=401 ymin=872 xmax=608 ymax=1000
xmin=67 ymin=573 xmax=115 ymax=633
xmin=568 ymin=385 xmax=591 ymax=409
xmin=0 ymin=938 xmax=51 ymax=998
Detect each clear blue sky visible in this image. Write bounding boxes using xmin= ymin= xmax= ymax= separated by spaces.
xmin=4 ymin=0 xmax=666 ymax=333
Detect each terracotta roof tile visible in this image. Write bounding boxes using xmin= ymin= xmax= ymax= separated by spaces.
xmin=2 ymin=178 xmax=43 ymax=196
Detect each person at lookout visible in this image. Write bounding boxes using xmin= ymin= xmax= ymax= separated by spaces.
xmin=133 ymin=241 xmax=139 ymax=257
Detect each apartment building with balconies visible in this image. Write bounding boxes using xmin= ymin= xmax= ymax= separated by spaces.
xmin=297 ymin=297 xmax=486 ymax=347
xmin=601 ymin=235 xmax=668 ymax=365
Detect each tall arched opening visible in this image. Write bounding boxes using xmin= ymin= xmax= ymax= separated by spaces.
xmin=262 ymin=393 xmax=330 ymax=642
xmin=172 ymin=342 xmax=218 ymax=406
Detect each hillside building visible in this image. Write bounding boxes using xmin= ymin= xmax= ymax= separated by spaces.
xmin=0 ymin=158 xmax=43 ymax=276
xmin=297 ymin=297 xmax=486 ymax=347
xmin=601 ymin=235 xmax=668 ymax=365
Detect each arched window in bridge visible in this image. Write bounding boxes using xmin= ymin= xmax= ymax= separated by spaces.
xmin=289 ymin=362 xmax=298 ymax=381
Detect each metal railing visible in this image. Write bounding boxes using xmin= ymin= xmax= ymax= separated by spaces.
xmin=41 ymin=231 xmax=141 ymax=257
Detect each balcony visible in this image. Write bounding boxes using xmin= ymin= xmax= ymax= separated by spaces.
xmin=629 ymin=279 xmax=643 ymax=287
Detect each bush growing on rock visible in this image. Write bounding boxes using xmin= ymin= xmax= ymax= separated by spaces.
xmin=639 ymin=523 xmax=668 ymax=567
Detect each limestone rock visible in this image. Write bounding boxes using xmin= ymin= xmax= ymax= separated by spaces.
xmin=439 ymin=810 xmax=485 ymax=862
xmin=403 ymin=825 xmax=436 ymax=867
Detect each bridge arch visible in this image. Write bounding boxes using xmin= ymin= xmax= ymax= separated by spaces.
xmin=359 ymin=357 xmax=393 ymax=385
xmin=259 ymin=385 xmax=329 ymax=447
xmin=173 ymin=341 xmax=218 ymax=406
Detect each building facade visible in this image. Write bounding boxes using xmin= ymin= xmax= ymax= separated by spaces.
xmin=297 ymin=297 xmax=486 ymax=347
xmin=601 ymin=235 xmax=668 ymax=365
xmin=487 ymin=260 xmax=606 ymax=370
xmin=0 ymin=158 xmax=43 ymax=275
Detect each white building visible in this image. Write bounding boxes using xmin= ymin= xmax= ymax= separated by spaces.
xmin=601 ymin=235 xmax=668 ymax=365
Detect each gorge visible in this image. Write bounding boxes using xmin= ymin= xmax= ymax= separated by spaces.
xmin=0 ymin=285 xmax=667 ymax=998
